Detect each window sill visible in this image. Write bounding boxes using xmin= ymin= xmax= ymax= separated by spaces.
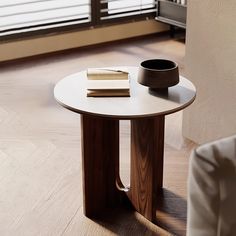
xmin=0 ymin=20 xmax=167 ymax=62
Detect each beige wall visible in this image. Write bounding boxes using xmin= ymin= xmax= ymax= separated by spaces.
xmin=0 ymin=20 xmax=167 ymax=62
xmin=183 ymin=0 xmax=236 ymax=144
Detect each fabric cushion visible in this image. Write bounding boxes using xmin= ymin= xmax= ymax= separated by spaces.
xmin=187 ymin=135 xmax=236 ymax=236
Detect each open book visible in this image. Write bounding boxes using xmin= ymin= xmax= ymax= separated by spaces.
xmin=87 ymin=68 xmax=129 ymax=80
xmin=86 ymin=68 xmax=130 ymax=97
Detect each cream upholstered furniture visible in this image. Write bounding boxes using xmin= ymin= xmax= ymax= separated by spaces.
xmin=187 ymin=135 xmax=236 ymax=236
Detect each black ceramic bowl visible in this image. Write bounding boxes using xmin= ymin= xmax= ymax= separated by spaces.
xmin=138 ymin=59 xmax=179 ymax=89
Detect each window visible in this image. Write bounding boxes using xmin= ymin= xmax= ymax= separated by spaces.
xmin=0 ymin=0 xmax=91 ymax=37
xmin=0 ymin=0 xmax=157 ymax=39
xmin=100 ymin=0 xmax=157 ymax=21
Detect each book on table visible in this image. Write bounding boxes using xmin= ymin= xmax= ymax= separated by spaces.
xmin=86 ymin=68 xmax=130 ymax=97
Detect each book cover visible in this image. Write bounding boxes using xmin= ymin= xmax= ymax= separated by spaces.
xmin=87 ymin=68 xmax=129 ymax=80
xmin=87 ymin=89 xmax=130 ymax=97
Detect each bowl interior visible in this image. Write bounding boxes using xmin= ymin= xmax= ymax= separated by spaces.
xmin=141 ymin=59 xmax=177 ymax=71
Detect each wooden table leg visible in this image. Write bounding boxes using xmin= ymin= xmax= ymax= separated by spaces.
xmin=81 ymin=115 xmax=120 ymax=218
xmin=129 ymin=116 xmax=165 ymax=222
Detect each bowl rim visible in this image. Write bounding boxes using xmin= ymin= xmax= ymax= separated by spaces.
xmin=140 ymin=59 xmax=178 ymax=72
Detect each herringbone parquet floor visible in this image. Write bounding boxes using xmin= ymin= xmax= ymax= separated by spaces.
xmin=0 ymin=34 xmax=196 ymax=236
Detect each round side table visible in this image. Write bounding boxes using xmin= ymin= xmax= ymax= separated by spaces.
xmin=54 ymin=67 xmax=196 ymax=222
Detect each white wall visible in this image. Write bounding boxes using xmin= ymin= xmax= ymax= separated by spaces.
xmin=183 ymin=0 xmax=236 ymax=144
xmin=0 ymin=20 xmax=167 ymax=62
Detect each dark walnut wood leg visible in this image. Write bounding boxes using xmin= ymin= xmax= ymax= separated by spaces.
xmin=81 ymin=115 xmax=120 ymax=218
xmin=128 ymin=116 xmax=165 ymax=222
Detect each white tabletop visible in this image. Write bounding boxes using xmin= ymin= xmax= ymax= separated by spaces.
xmin=54 ymin=67 xmax=196 ymax=119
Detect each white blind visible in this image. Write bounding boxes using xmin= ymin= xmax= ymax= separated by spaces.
xmin=0 ymin=0 xmax=90 ymax=34
xmin=0 ymin=0 xmax=158 ymax=38
xmin=100 ymin=0 xmax=157 ymax=20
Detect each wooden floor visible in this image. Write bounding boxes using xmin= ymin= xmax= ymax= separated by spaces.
xmin=0 ymin=33 xmax=196 ymax=236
